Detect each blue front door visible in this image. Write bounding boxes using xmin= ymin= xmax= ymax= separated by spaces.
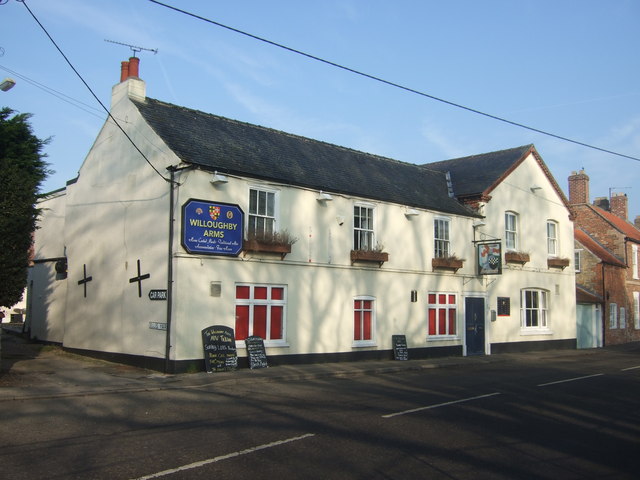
xmin=465 ymin=297 xmax=485 ymax=355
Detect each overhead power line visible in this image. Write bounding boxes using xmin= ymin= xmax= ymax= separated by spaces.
xmin=20 ymin=0 xmax=172 ymax=184
xmin=148 ymin=0 xmax=640 ymax=164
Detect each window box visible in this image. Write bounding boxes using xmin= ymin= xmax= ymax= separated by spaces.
xmin=350 ymin=249 xmax=389 ymax=267
xmin=432 ymin=256 xmax=464 ymax=272
xmin=505 ymin=251 xmax=530 ymax=265
xmin=243 ymin=231 xmax=297 ymax=260
xmin=547 ymin=257 xmax=570 ymax=269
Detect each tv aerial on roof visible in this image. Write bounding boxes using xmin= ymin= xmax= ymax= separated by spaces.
xmin=105 ymin=39 xmax=158 ymax=57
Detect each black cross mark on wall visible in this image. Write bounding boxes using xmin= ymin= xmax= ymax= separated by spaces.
xmin=129 ymin=259 xmax=151 ymax=298
xmin=77 ymin=264 xmax=93 ymax=298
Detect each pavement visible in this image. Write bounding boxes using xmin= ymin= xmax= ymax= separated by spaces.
xmin=0 ymin=324 xmax=615 ymax=402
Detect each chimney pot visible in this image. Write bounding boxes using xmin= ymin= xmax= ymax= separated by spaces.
xmin=120 ymin=61 xmax=130 ymax=83
xmin=128 ymin=56 xmax=140 ymax=78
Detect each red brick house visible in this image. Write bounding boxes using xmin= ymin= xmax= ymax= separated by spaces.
xmin=569 ymin=170 xmax=640 ymax=346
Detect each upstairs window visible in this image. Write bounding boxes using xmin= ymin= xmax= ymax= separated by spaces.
xmin=633 ymin=245 xmax=639 ymax=280
xmin=354 ymin=205 xmax=375 ymax=250
xmin=434 ymin=217 xmax=451 ymax=258
xmin=574 ymin=249 xmax=582 ymax=273
xmin=248 ymin=187 xmax=277 ymax=238
xmin=547 ymin=221 xmax=558 ymax=256
xmin=505 ymin=212 xmax=518 ymax=251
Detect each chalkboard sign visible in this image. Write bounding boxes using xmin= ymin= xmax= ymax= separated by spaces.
xmin=201 ymin=325 xmax=238 ymax=372
xmin=245 ymin=336 xmax=268 ymax=369
xmin=392 ymin=335 xmax=409 ymax=361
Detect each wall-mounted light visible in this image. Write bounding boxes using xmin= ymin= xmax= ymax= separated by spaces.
xmin=317 ymin=191 xmax=333 ymax=202
xmin=472 ymin=220 xmax=486 ymax=228
xmin=0 ymin=78 xmax=16 ymax=92
xmin=530 ymin=185 xmax=542 ymax=192
xmin=210 ymin=171 xmax=228 ymax=184
xmin=404 ymin=208 xmax=419 ymax=217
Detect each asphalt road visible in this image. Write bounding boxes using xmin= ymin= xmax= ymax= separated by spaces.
xmin=1 ymin=347 xmax=639 ymax=479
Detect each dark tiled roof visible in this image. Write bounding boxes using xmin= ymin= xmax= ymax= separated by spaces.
xmin=423 ymin=145 xmax=534 ymax=198
xmin=133 ymin=98 xmax=478 ymax=217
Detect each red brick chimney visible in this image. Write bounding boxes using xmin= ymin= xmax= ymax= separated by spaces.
xmin=568 ymin=169 xmax=589 ymax=204
xmin=610 ymin=193 xmax=628 ymax=221
xmin=119 ymin=57 xmax=140 ymax=82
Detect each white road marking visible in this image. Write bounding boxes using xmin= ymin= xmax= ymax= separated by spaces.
xmin=621 ymin=365 xmax=640 ymax=371
xmin=130 ymin=433 xmax=315 ymax=479
xmin=537 ymin=373 xmax=604 ymax=387
xmin=382 ymin=392 xmax=501 ymax=418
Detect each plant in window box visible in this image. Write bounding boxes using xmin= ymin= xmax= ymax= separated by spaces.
xmin=547 ymin=257 xmax=570 ymax=269
xmin=432 ymin=254 xmax=465 ymax=272
xmin=505 ymin=251 xmax=530 ymax=265
xmin=243 ymin=230 xmax=298 ymax=259
xmin=350 ymin=243 xmax=389 ymax=266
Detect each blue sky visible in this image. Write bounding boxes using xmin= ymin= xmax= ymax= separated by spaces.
xmin=2 ymin=0 xmax=639 ymax=217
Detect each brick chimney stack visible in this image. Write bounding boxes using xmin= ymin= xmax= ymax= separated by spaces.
xmin=568 ymin=169 xmax=589 ymax=204
xmin=610 ymin=193 xmax=628 ymax=221
xmin=119 ymin=56 xmax=141 ymax=82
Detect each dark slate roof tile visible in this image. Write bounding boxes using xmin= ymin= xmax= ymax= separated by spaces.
xmin=423 ymin=145 xmax=533 ymax=197
xmin=133 ymin=97 xmax=479 ymax=217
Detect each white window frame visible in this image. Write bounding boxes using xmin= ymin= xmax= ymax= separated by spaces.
xmin=235 ymin=283 xmax=288 ymax=347
xmin=609 ymin=303 xmax=618 ymax=329
xmin=547 ymin=220 xmax=558 ymax=256
xmin=434 ymin=216 xmax=451 ymax=258
xmin=634 ymin=292 xmax=640 ymax=329
xmin=521 ymin=288 xmax=550 ymax=331
xmin=353 ymin=204 xmax=375 ymax=250
xmin=620 ymin=307 xmax=627 ymax=329
xmin=574 ymin=249 xmax=582 ymax=273
xmin=505 ymin=211 xmax=518 ymax=251
xmin=248 ymin=186 xmax=279 ymax=239
xmin=353 ymin=296 xmax=376 ymax=347
xmin=633 ymin=244 xmax=639 ymax=280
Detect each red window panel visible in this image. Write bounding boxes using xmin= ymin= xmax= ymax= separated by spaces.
xmin=363 ymin=310 xmax=372 ymax=340
xmin=428 ymin=308 xmax=436 ymax=335
xmin=254 ymin=305 xmax=267 ymax=339
xmin=271 ymin=287 xmax=284 ymax=300
xmin=428 ymin=294 xmax=436 ymax=304
xmin=354 ymin=309 xmax=362 ymax=341
xmin=439 ymin=294 xmax=447 ymax=304
xmin=448 ymin=309 xmax=456 ymax=335
xmin=438 ymin=309 xmax=447 ymax=334
xmin=235 ymin=305 xmax=250 ymax=340
xmin=448 ymin=294 xmax=456 ymax=304
xmin=271 ymin=306 xmax=283 ymax=340
xmin=236 ymin=286 xmax=250 ymax=299
xmin=255 ymin=287 xmax=268 ymax=300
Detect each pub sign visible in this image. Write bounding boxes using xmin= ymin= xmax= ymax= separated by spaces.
xmin=477 ymin=241 xmax=502 ymax=275
xmin=182 ymin=199 xmax=244 ymax=256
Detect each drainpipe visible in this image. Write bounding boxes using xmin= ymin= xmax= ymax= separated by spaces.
xmin=165 ymin=166 xmax=176 ymax=373
xmin=601 ymin=262 xmax=606 ymax=347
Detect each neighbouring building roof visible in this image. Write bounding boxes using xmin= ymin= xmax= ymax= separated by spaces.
xmin=587 ymin=204 xmax=640 ymax=244
xmin=132 ymin=97 xmax=480 ymax=218
xmin=576 ymin=284 xmax=603 ymax=304
xmin=575 ymin=228 xmax=626 ymax=267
